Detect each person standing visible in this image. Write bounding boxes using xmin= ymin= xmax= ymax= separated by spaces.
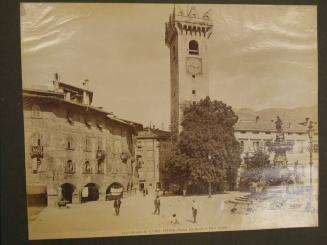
xmin=114 ymin=198 xmax=122 ymax=216
xmin=153 ymin=196 xmax=160 ymax=215
xmin=192 ymin=200 xmax=198 ymax=223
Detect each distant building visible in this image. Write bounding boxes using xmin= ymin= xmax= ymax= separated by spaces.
xmin=234 ymin=117 xmax=318 ymax=174
xmin=136 ymin=128 xmax=171 ymax=192
xmin=24 ymin=75 xmax=142 ymax=207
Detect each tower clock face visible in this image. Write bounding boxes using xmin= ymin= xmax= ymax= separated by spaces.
xmin=186 ymin=57 xmax=202 ymax=76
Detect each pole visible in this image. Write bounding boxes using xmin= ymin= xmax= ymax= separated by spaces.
xmin=208 ymin=181 xmax=212 ymax=198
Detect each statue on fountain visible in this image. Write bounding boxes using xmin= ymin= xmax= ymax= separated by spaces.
xmin=268 ymin=116 xmax=294 ymax=168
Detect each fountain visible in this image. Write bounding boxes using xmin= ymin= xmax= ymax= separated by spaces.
xmin=267 ymin=116 xmax=294 ymax=167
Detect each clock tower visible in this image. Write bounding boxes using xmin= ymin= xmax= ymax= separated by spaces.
xmin=165 ymin=5 xmax=213 ymax=140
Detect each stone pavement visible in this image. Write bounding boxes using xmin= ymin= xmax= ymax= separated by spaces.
xmin=28 ymin=190 xmax=317 ymax=240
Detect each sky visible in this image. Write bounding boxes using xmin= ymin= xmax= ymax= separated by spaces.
xmin=20 ymin=3 xmax=317 ymax=130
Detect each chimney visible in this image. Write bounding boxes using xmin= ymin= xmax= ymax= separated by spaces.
xmin=83 ymin=79 xmax=89 ymax=89
xmin=255 ymin=116 xmax=260 ymax=123
xmin=305 ymin=117 xmax=310 ymax=126
xmin=54 ymin=73 xmax=60 ymax=81
xmin=53 ymin=73 xmax=60 ymax=91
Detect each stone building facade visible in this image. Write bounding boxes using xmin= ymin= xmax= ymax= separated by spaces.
xmin=234 ymin=118 xmax=319 ymax=183
xmin=24 ymin=77 xmax=142 ymax=207
xmin=135 ymin=128 xmax=171 ymax=193
xmin=165 ymin=6 xmax=213 ymax=140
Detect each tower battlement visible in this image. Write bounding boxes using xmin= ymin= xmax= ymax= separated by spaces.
xmin=165 ymin=6 xmax=213 ymax=46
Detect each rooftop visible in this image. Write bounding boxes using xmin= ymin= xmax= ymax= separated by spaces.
xmin=137 ymin=127 xmax=171 ymax=139
xmin=235 ymin=120 xmax=308 ymax=133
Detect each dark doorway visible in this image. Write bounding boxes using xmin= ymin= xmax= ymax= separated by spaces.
xmin=82 ymin=183 xmax=99 ymax=202
xmin=61 ymin=183 xmax=75 ymax=203
xmin=139 ymin=182 xmax=145 ymax=191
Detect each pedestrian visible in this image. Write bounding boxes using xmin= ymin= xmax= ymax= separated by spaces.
xmin=171 ymin=213 xmax=179 ymax=224
xmin=192 ymin=200 xmax=198 ymax=223
xmin=146 ymin=188 xmax=148 ymax=195
xmin=114 ymin=198 xmax=122 ymax=216
xmin=153 ymin=195 xmax=160 ymax=215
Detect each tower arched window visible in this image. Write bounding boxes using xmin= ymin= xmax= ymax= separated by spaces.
xmin=189 ymin=40 xmax=199 ymax=55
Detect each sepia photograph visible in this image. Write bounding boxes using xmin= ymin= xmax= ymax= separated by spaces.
xmin=20 ymin=3 xmax=318 ymax=240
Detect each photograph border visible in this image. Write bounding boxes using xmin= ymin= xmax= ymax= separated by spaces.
xmin=1 ymin=0 xmax=326 ymax=244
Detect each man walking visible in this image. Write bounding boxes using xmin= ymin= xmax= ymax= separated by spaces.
xmin=153 ymin=195 xmax=160 ymax=215
xmin=192 ymin=200 xmax=198 ymax=223
xmin=114 ymin=198 xmax=122 ymax=216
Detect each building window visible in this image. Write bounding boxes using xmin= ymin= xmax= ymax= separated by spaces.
xmin=146 ymin=150 xmax=153 ymax=159
xmin=97 ymin=138 xmax=103 ymax=151
xmin=172 ymin=46 xmax=176 ymax=60
xmin=97 ymin=162 xmax=104 ymax=174
xmin=253 ymin=141 xmax=260 ymax=151
xmin=189 ymin=40 xmax=199 ymax=55
xmin=240 ymin=141 xmax=244 ymax=153
xmin=32 ymin=158 xmax=42 ymax=173
xmin=31 ymin=105 xmax=41 ymax=118
xmin=67 ymin=136 xmax=74 ymax=150
xmin=264 ymin=141 xmax=272 ymax=152
xmin=192 ymin=90 xmax=196 ymax=95
xmin=84 ymin=137 xmax=92 ymax=152
xmin=32 ymin=132 xmax=43 ymax=147
xmin=83 ymin=161 xmax=92 ymax=174
xmin=265 ymin=132 xmax=271 ymax=134
xmin=65 ymin=160 xmax=75 ymax=174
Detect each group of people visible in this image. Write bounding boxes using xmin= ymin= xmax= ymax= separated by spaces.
xmin=112 ymin=195 xmax=199 ymax=225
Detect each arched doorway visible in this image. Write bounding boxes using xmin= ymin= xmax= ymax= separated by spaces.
xmin=81 ymin=183 xmax=99 ymax=202
xmin=106 ymin=182 xmax=124 ymax=201
xmin=61 ymin=183 xmax=75 ymax=203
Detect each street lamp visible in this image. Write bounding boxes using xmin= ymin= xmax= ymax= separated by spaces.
xmin=208 ymin=154 xmax=212 ymax=198
xmin=307 ymin=121 xmax=314 ymax=187
xmin=305 ymin=120 xmax=315 ymax=212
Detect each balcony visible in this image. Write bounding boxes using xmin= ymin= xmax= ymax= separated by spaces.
xmin=64 ymin=167 xmax=75 ymax=174
xmin=83 ymin=168 xmax=92 ymax=174
xmin=31 ymin=145 xmax=44 ymax=158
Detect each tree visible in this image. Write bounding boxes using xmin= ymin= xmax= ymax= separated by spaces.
xmin=166 ymin=97 xmax=241 ymax=196
xmin=240 ymin=150 xmax=271 ymax=190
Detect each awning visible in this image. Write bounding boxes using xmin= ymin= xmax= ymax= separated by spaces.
xmin=110 ymin=187 xmax=123 ymax=196
xmin=26 ymin=185 xmax=46 ymax=195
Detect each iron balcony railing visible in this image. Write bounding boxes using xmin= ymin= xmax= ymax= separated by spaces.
xmin=31 ymin=145 xmax=44 ymax=158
